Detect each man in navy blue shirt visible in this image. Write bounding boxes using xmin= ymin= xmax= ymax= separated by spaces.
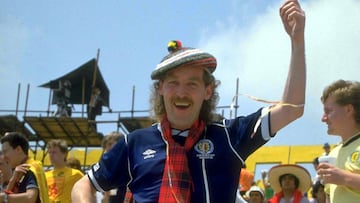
xmin=72 ymin=1 xmax=306 ymax=202
xmin=0 ymin=132 xmax=49 ymax=203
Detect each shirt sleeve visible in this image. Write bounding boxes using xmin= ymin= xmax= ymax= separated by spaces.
xmin=23 ymin=170 xmax=39 ymax=190
xmin=227 ymin=107 xmax=272 ymax=160
xmin=88 ymin=137 xmax=130 ymax=192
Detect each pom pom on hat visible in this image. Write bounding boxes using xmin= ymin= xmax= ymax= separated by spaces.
xmin=167 ymin=40 xmax=182 ymax=53
xmin=151 ymin=40 xmax=217 ymax=80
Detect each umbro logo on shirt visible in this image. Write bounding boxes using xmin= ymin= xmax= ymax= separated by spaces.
xmin=143 ymin=149 xmax=156 ymax=159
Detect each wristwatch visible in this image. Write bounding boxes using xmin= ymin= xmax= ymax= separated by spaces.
xmin=3 ymin=193 xmax=8 ymax=203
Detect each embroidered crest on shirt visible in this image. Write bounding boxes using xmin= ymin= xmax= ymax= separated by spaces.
xmin=143 ymin=149 xmax=156 ymax=159
xmin=350 ymin=150 xmax=360 ymax=163
xmin=195 ymin=139 xmax=215 ymax=159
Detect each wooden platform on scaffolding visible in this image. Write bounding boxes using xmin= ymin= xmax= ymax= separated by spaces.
xmin=0 ymin=115 xmax=35 ymax=139
xmin=23 ymin=116 xmax=103 ymax=147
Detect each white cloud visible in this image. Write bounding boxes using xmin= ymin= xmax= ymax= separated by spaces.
xmin=199 ymin=0 xmax=360 ymax=145
xmin=0 ymin=15 xmax=29 ymax=81
xmin=0 ymin=15 xmax=33 ymax=109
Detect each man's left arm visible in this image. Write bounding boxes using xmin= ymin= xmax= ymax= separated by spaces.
xmin=269 ymin=0 xmax=306 ymax=135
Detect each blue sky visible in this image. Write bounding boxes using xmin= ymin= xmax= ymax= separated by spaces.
xmin=1 ymin=0 xmax=360 ymax=147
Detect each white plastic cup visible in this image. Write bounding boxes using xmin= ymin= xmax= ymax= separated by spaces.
xmin=318 ymin=155 xmax=336 ymax=165
xmin=318 ymin=155 xmax=336 ymax=189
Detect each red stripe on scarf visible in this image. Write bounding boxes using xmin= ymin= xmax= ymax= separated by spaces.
xmin=158 ymin=116 xmax=205 ymax=203
xmin=268 ymin=189 xmax=303 ymax=203
xmin=123 ymin=187 xmax=134 ymax=203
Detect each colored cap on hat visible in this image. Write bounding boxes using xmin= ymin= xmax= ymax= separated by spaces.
xmin=151 ymin=40 xmax=217 ymax=80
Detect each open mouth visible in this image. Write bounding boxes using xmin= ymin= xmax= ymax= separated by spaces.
xmin=174 ymin=101 xmax=191 ymax=109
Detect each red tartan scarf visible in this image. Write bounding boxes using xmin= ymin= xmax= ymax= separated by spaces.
xmin=158 ymin=116 xmax=205 ymax=203
xmin=268 ymin=189 xmax=303 ymax=203
xmin=123 ymin=187 xmax=134 ymax=203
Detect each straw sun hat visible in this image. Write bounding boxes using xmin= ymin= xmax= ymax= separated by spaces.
xmin=268 ymin=164 xmax=311 ymax=194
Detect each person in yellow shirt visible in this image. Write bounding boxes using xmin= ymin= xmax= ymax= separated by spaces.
xmin=318 ymin=80 xmax=360 ymax=203
xmin=45 ymin=139 xmax=83 ymax=203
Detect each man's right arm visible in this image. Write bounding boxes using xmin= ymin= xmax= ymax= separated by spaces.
xmin=71 ymin=175 xmax=97 ymax=203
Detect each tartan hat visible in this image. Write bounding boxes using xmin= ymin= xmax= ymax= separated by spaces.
xmin=268 ymin=164 xmax=311 ymax=194
xmin=151 ymin=40 xmax=217 ymax=80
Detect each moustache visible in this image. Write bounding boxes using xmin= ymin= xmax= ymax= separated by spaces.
xmin=172 ymin=97 xmax=192 ymax=104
